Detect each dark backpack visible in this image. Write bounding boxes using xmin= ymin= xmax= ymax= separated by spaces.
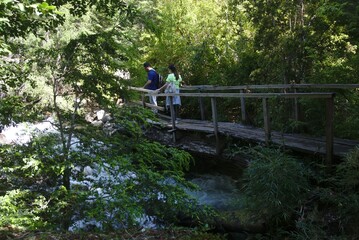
xmin=156 ymin=72 xmax=164 ymax=89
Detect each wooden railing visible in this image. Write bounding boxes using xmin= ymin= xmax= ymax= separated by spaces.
xmin=181 ymin=84 xmax=359 ymax=123
xmin=180 ymin=83 xmax=359 ymax=91
xmin=130 ymin=86 xmax=337 ymax=165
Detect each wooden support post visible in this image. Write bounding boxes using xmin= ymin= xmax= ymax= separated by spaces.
xmin=262 ymin=98 xmax=271 ymax=145
xmin=293 ymin=88 xmax=299 ymax=121
xmin=199 ymin=96 xmax=205 ymax=120
xmin=169 ymin=95 xmax=176 ymax=143
xmin=141 ymin=93 xmax=146 ymax=108
xmin=211 ymin=97 xmax=220 ymax=155
xmin=325 ymin=94 xmax=335 ymax=166
xmin=240 ymin=89 xmax=246 ymax=123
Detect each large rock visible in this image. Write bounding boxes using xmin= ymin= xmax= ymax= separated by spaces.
xmin=0 ymin=133 xmax=8 ymax=145
xmin=96 ymin=110 xmax=106 ymax=121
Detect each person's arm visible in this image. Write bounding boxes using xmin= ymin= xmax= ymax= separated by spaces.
xmin=157 ymin=82 xmax=169 ymax=92
xmin=177 ymin=75 xmax=183 ymax=87
xmin=158 ymin=74 xmax=175 ymax=92
xmin=143 ymin=80 xmax=151 ymax=89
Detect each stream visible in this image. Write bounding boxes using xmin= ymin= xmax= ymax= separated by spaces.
xmin=187 ymin=159 xmax=244 ymax=211
xmin=188 ymin=174 xmax=241 ymax=210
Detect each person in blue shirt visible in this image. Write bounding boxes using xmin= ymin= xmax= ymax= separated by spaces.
xmin=143 ymin=62 xmax=159 ymax=111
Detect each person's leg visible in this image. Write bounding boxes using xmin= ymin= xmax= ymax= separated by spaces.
xmin=149 ymin=95 xmax=158 ymax=113
xmin=153 ymin=96 xmax=157 ymax=106
xmin=149 ymin=95 xmax=157 ymax=106
xmin=165 ymin=96 xmax=170 ymax=116
xmin=174 ymin=89 xmax=181 ymax=120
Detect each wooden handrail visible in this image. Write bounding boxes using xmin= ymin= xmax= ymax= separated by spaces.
xmin=152 ymin=92 xmax=336 ymax=99
xmin=129 ymin=86 xmax=156 ymax=93
xmin=180 ymin=84 xmax=359 ymax=91
xmin=131 ymin=84 xmax=358 ymax=93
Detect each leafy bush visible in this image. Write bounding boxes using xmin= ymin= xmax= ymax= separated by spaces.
xmin=337 ymin=146 xmax=359 ymax=191
xmin=240 ymin=146 xmax=310 ymax=228
xmin=0 ymin=190 xmax=49 ymax=229
xmin=291 ymin=146 xmax=359 ymax=239
xmin=335 ymin=146 xmax=359 ymax=236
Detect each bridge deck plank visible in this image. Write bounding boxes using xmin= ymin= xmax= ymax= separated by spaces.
xmin=158 ymin=118 xmax=358 ymax=158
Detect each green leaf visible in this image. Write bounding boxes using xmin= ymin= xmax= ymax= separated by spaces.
xmin=0 ymin=17 xmax=10 ymax=23
xmin=17 ymin=3 xmax=25 ymax=12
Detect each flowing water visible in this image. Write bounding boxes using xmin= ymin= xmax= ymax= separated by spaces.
xmin=187 ymin=159 xmax=244 ymax=211
xmin=188 ymin=174 xmax=241 ymax=210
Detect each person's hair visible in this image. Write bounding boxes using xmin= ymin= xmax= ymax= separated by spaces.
xmin=143 ymin=62 xmax=151 ymax=68
xmin=168 ymin=64 xmax=179 ymax=80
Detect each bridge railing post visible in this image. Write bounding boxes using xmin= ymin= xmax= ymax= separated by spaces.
xmin=211 ymin=97 xmax=220 ymax=155
xmin=262 ymin=97 xmax=271 ymax=145
xmin=199 ymin=90 xmax=206 ymax=120
xmin=141 ymin=93 xmax=146 ymax=108
xmin=325 ymin=93 xmax=335 ymax=166
xmin=293 ymin=88 xmax=299 ymax=121
xmin=240 ymin=89 xmax=246 ymax=123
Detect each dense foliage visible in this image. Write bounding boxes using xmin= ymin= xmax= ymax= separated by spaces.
xmin=0 ymin=0 xmax=359 ymax=238
xmin=225 ymin=145 xmax=359 ymax=239
xmin=240 ymin=146 xmax=310 ymax=227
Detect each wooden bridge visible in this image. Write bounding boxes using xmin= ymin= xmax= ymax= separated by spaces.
xmin=130 ymin=84 xmax=359 ymax=165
